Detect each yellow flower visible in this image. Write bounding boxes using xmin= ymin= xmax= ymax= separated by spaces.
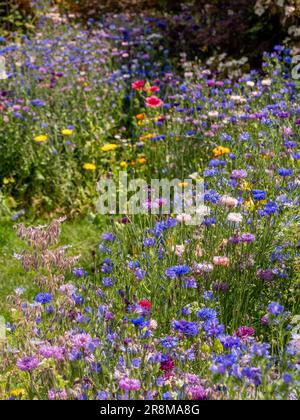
xmin=83 ymin=163 xmax=96 ymax=171
xmin=120 ymin=161 xmax=128 ymax=168
xmin=34 ymin=135 xmax=48 ymax=143
xmin=213 ymin=145 xmax=230 ymax=157
xmin=139 ymin=133 xmax=156 ymax=141
xmin=245 ymin=198 xmax=255 ymax=210
xmin=241 ymin=181 xmax=252 ymax=191
xmin=101 ymin=144 xmax=118 ymax=152
xmin=11 ymin=388 xmax=26 ymax=397
xmin=61 ymin=129 xmax=73 ymax=136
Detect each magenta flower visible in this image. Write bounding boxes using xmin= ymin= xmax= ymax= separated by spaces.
xmin=146 ymin=95 xmax=163 ymax=108
xmin=235 ymin=326 xmax=255 ymax=340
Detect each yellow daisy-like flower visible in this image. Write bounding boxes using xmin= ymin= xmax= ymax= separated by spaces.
xmin=120 ymin=161 xmax=128 ymax=168
xmin=11 ymin=388 xmax=26 ymax=397
xmin=34 ymin=134 xmax=48 ymax=143
xmin=83 ymin=163 xmax=96 ymax=171
xmin=139 ymin=133 xmax=156 ymax=141
xmin=61 ymin=129 xmax=73 ymax=136
xmin=101 ymin=144 xmax=118 ymax=152
xmin=213 ymin=146 xmax=230 ymax=157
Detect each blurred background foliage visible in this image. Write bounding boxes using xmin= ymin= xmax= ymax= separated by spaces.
xmin=1 ymin=1 xmax=299 ymax=65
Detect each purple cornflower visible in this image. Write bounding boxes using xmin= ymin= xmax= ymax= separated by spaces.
xmin=257 ymin=269 xmax=274 ymax=282
xmin=119 ymin=377 xmax=141 ymax=391
xmin=16 ymin=356 xmax=39 ymax=371
xmin=40 ymin=345 xmax=65 ymax=361
xmin=240 ymin=233 xmax=256 ymax=243
xmin=73 ymin=267 xmax=87 ymax=278
xmin=101 ymin=232 xmax=116 ymax=242
xmin=230 ymin=169 xmax=247 ymax=179
xmin=187 ymin=385 xmax=208 ymax=400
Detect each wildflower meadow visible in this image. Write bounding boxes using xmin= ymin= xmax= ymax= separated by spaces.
xmin=0 ymin=0 xmax=299 ymax=402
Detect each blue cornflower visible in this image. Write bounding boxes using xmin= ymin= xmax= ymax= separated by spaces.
xmin=263 ymin=201 xmax=279 ymax=215
xmin=173 ymin=320 xmax=198 ymax=337
xmin=267 ymin=301 xmax=284 ymax=316
xmin=143 ymin=237 xmax=156 ymax=247
xmin=102 ymin=277 xmax=114 ymax=287
xmin=101 ymin=232 xmax=116 ymax=242
xmin=160 ymin=336 xmax=179 ymax=349
xmin=73 ymin=267 xmax=87 ymax=278
xmin=131 ymin=358 xmax=141 ymax=368
xmin=241 ymin=367 xmax=262 ymax=386
xmin=128 ymin=260 xmax=140 ymax=270
xmin=203 ymin=319 xmax=224 ymax=337
xmin=165 ymin=265 xmax=190 ymax=279
xmin=131 ymin=316 xmax=146 ymax=328
xmin=252 ymin=190 xmax=267 ymax=201
xmin=282 ymin=373 xmax=293 ymax=385
xmin=278 ymin=168 xmax=293 ymax=177
xmin=134 ymin=268 xmax=146 ymax=280
xmin=97 ymin=391 xmax=108 ymax=400
xmin=197 ymin=308 xmax=217 ymax=321
xmin=35 ymin=293 xmax=52 ymax=304
xmin=30 ymin=99 xmax=46 ymax=107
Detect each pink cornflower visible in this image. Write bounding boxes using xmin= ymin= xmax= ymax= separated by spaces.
xmin=213 ymin=256 xmax=230 ymax=267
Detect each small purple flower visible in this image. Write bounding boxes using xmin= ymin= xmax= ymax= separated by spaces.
xmin=101 ymin=232 xmax=116 ymax=242
xmin=230 ymin=169 xmax=247 ymax=179
xmin=16 ymin=356 xmax=39 ymax=371
xmin=267 ymin=302 xmax=284 ymax=316
xmin=187 ymin=385 xmax=208 ymax=400
xmin=102 ymin=277 xmax=114 ymax=287
xmin=119 ymin=377 xmax=141 ymax=391
xmin=73 ymin=268 xmax=87 ymax=278
xmin=257 ymin=269 xmax=274 ymax=282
